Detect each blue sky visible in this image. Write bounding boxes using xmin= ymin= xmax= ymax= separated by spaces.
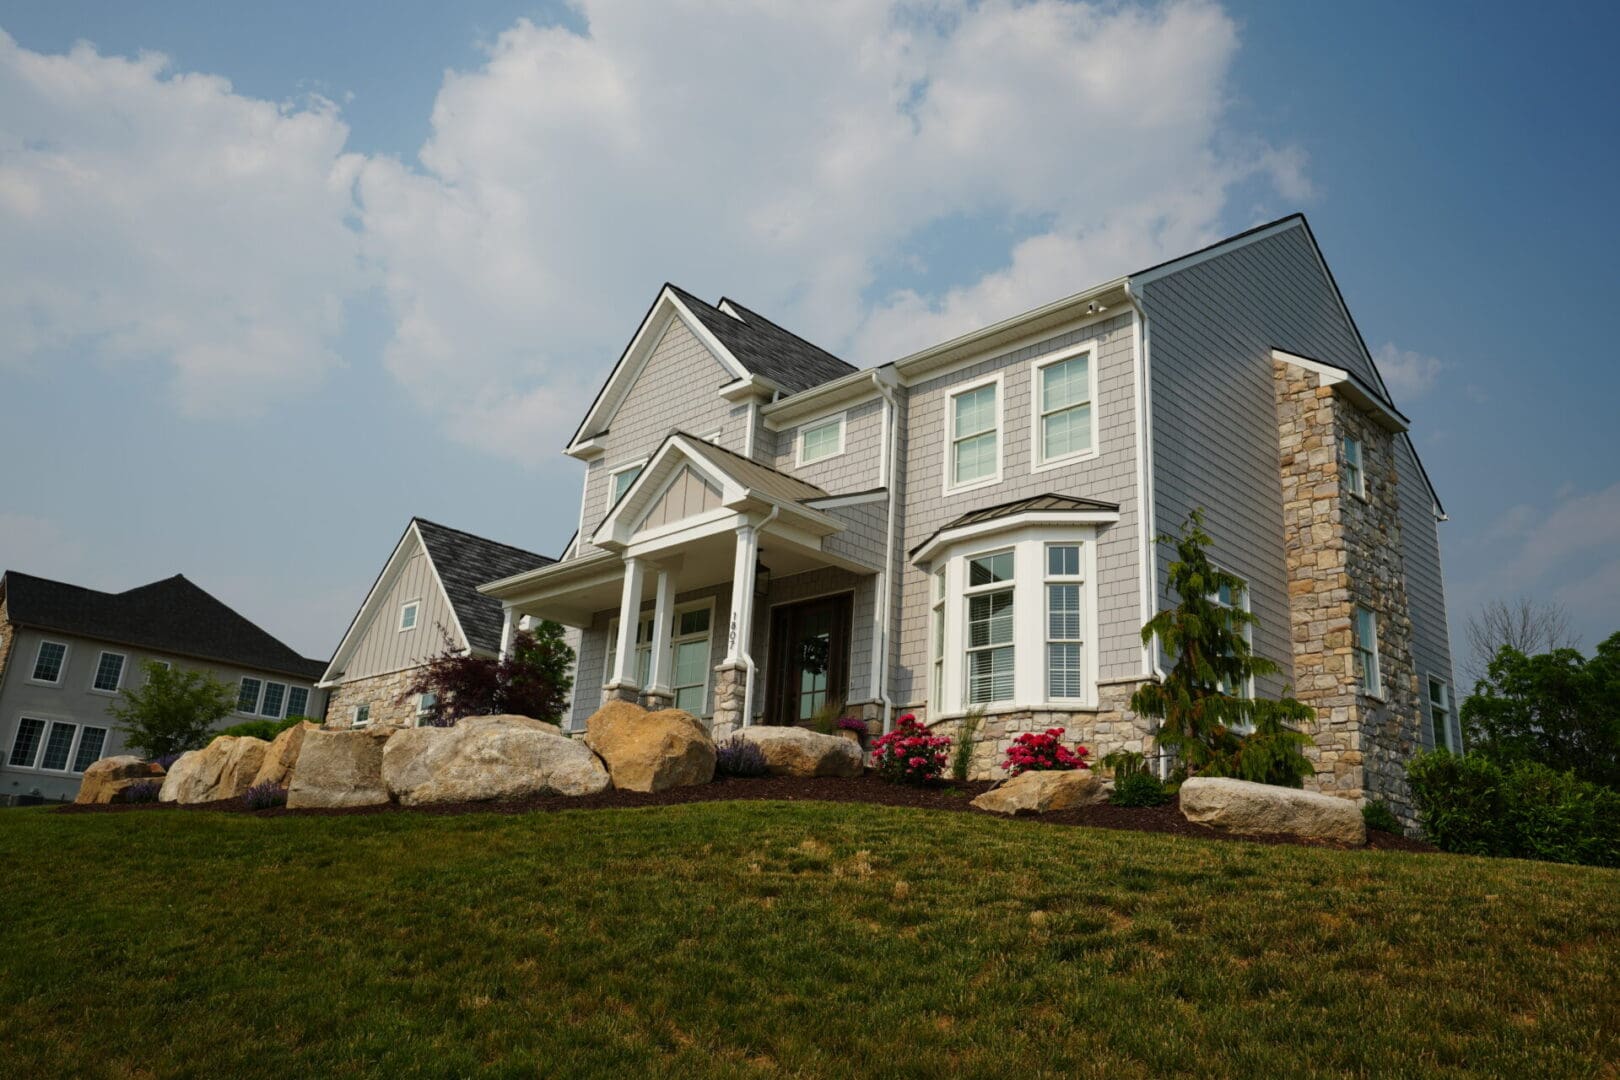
xmin=2 ymin=0 xmax=1617 ymax=667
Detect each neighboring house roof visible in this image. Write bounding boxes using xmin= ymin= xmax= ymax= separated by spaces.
xmin=908 ymin=494 xmax=1122 ymax=560
xmin=671 ymin=288 xmax=858 ymax=394
xmin=0 ymin=570 xmax=326 ymax=681
xmin=411 ymin=519 xmax=556 ymax=654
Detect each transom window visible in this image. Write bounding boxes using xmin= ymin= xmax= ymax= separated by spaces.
xmin=798 ymin=414 xmax=845 ymax=465
xmin=286 ymin=686 xmax=310 ymax=718
xmin=92 ymin=651 xmax=127 ymax=692
xmin=965 ymin=549 xmax=1015 ymax=705
xmin=610 ymin=463 xmax=644 ymax=506
xmin=949 ymin=380 xmax=1000 ymax=488
xmin=261 ymin=682 xmax=287 ymax=718
xmin=1035 ymin=348 xmax=1094 ymax=464
xmin=399 ymin=601 xmax=420 ymax=631
xmin=1045 ymin=544 xmax=1084 ymax=699
xmin=238 ymin=677 xmax=263 ymax=713
xmin=1429 ymin=677 xmax=1453 ymax=751
xmin=671 ymin=606 xmax=713 ymax=713
xmin=1343 ymin=436 xmax=1365 ymax=499
xmin=32 ymin=641 xmax=67 ymax=683
xmin=1353 ymin=606 xmax=1381 ymax=696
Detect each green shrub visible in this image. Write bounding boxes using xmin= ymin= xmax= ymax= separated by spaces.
xmin=1361 ymin=800 xmax=1402 ymax=834
xmin=1101 ymin=749 xmax=1149 ymax=780
xmin=1407 ymin=751 xmax=1507 ymax=855
xmin=1111 ymin=770 xmax=1169 ymax=807
xmin=217 ymin=715 xmax=306 ymax=742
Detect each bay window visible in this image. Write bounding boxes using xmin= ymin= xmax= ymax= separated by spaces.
xmin=965 ymin=551 xmax=1015 ymax=705
xmin=1045 ymin=545 xmax=1084 ymax=699
xmin=930 ymin=568 xmax=946 ymax=701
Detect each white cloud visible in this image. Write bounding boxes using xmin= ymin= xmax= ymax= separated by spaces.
xmin=1374 ymin=342 xmax=1448 ymax=401
xmin=0 ymin=30 xmax=365 ymax=412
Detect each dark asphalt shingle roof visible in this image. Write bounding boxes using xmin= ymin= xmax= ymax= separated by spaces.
xmin=908 ymin=494 xmax=1121 ymax=557
xmin=1 ymin=570 xmax=327 ymax=681
xmin=413 ymin=519 xmax=555 ymax=654
xmin=669 ymin=286 xmax=858 ymax=394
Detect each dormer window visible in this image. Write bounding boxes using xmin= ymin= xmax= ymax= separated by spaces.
xmin=797 ymin=413 xmax=845 ymax=466
xmin=399 ymin=600 xmax=420 ymax=632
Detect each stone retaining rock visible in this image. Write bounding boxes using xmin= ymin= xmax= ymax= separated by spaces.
xmin=159 ymin=736 xmax=270 ymax=804
xmin=735 ymin=726 xmax=863 ymax=778
xmin=1179 ymin=776 xmax=1366 ymax=845
xmin=585 ymin=701 xmax=716 ymax=792
xmin=286 ymin=728 xmax=392 ymax=809
xmin=382 ymin=714 xmax=607 ymax=806
xmin=251 ymin=721 xmax=317 ymax=788
xmin=75 ymin=756 xmax=165 ymax=804
xmin=971 ymin=769 xmax=1106 ymax=815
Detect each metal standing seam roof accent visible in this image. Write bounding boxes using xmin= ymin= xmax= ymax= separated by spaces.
xmin=907 ymin=494 xmax=1122 ymax=557
xmin=673 ymin=434 xmax=831 ymax=505
xmin=411 ymin=519 xmax=555 ymax=654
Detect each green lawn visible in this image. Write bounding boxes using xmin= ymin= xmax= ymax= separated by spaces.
xmin=3 ymin=802 xmax=1617 ymax=1078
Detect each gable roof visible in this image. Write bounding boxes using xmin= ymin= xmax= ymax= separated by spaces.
xmin=411 ymin=519 xmax=555 ymax=654
xmin=1 ymin=570 xmax=326 ymax=681
xmin=676 ymin=432 xmax=830 ymax=504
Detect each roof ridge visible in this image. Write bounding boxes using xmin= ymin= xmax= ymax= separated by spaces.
xmin=411 ymin=517 xmax=554 ymax=564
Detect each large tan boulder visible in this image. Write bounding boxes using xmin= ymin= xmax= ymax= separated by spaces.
xmin=585 ymin=701 xmax=716 ymax=792
xmin=382 ymin=714 xmax=607 ymax=806
xmin=252 ymin=721 xmax=317 ymax=788
xmin=286 ymin=728 xmax=393 ymax=809
xmin=971 ymin=769 xmax=1106 ymax=815
xmin=158 ymin=736 xmax=270 ymax=804
xmin=735 ymin=725 xmax=863 ymax=778
xmin=1179 ymin=776 xmax=1366 ymax=845
xmin=75 ymin=756 xmax=165 ymax=804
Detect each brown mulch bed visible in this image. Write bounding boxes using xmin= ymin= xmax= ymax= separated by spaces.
xmin=56 ymin=773 xmax=1435 ymax=852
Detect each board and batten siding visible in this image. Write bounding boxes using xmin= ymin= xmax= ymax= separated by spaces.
xmin=894 ymin=311 xmax=1142 ymax=709
xmin=340 ymin=544 xmax=462 ymax=682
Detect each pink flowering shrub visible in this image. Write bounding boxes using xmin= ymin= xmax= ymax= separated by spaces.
xmin=1000 ymin=728 xmax=1090 ymax=776
xmin=871 ymin=714 xmax=951 ymax=785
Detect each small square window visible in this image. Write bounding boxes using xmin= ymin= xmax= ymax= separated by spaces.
xmin=238 ymin=677 xmax=263 ymax=713
xmin=1046 ymin=544 xmax=1081 ymax=577
xmin=799 ymin=415 xmax=844 ymax=465
xmin=93 ymin=651 xmax=126 ymax=692
xmin=610 ymin=464 xmax=644 ymax=506
xmin=32 ymin=641 xmax=67 ymax=683
xmin=353 ymin=703 xmax=372 ymax=728
xmin=399 ymin=601 xmax=420 ymax=631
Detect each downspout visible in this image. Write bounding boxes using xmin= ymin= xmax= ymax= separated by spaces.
xmin=872 ymin=369 xmax=901 ymax=733
xmin=1124 ymin=281 xmax=1169 ymax=780
xmin=740 ymin=504 xmax=780 ymax=728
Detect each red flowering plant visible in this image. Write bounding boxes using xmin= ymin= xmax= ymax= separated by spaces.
xmin=871 ymin=714 xmax=952 ymax=785
xmin=1000 ymin=728 xmax=1090 ymax=777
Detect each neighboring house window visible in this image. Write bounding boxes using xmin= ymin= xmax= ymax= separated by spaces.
xmin=8 ymin=718 xmax=46 ymax=767
xmin=605 ymin=613 xmax=654 ymax=687
xmin=32 ymin=641 xmax=68 ymax=683
xmin=1209 ymin=578 xmax=1254 ymax=700
xmin=151 ymin=660 xmax=172 ymax=672
xmin=92 ymin=651 xmax=127 ymax=692
xmin=399 ymin=601 xmax=420 ymax=631
xmin=261 ymin=682 xmax=286 ymax=718
xmin=286 ymin=686 xmax=310 ymax=717
xmin=797 ymin=414 xmax=845 ymax=466
xmin=671 ymin=605 xmax=713 ymax=713
xmin=72 ymin=727 xmax=107 ymax=772
xmin=609 ymin=463 xmax=644 ymax=507
xmin=930 ymin=568 xmax=946 ymax=702
xmin=1045 ymin=544 xmax=1084 ymax=700
xmin=1343 ymin=436 xmax=1365 ymax=499
xmin=238 ymin=677 xmax=263 ymax=713
xmin=948 ymin=378 xmax=1001 ymax=489
xmin=1033 ymin=347 xmax=1094 ymax=466
xmin=353 ymin=703 xmax=371 ymax=728
xmin=417 ymin=692 xmax=437 ymax=720
xmin=39 ymin=721 xmax=78 ymax=771
xmin=1429 ymin=677 xmax=1453 ymax=751
xmin=965 ymin=550 xmax=1015 ymax=705
xmin=1353 ymin=606 xmax=1381 ymax=696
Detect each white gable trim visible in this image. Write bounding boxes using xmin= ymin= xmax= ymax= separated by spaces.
xmin=1271 ymin=349 xmax=1409 ymax=432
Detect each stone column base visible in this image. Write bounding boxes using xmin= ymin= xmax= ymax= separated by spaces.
xmin=711 ymin=661 xmax=748 ymax=732
xmin=601 ymin=683 xmax=642 ymax=705
xmin=641 ymin=689 xmax=674 ymax=711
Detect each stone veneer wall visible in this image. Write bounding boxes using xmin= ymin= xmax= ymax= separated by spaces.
xmin=325 ymin=668 xmax=424 ymax=730
xmin=1274 ymin=362 xmax=1423 ymax=823
xmin=0 ymin=599 xmax=16 ymax=686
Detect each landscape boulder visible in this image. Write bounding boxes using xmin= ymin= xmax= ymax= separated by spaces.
xmin=159 ymin=736 xmax=270 ymax=804
xmin=1178 ymin=776 xmax=1366 ymax=845
xmin=382 ymin=714 xmax=608 ymax=806
xmin=735 ymin=725 xmax=863 ymax=778
xmin=75 ymin=756 xmax=165 ymax=805
xmin=585 ymin=701 xmax=716 ymax=792
xmin=971 ymin=769 xmax=1107 ymax=815
xmin=286 ymin=728 xmax=393 ymax=809
xmin=252 ymin=721 xmax=317 ymax=788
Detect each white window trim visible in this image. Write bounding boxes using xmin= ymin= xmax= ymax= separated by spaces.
xmin=1029 ymin=342 xmax=1099 ymax=472
xmin=701 ymin=430 xmax=723 ymax=445
xmin=608 ymin=459 xmax=648 ymax=508
xmin=398 ymin=599 xmax=421 ymax=632
xmin=605 ymin=611 xmax=656 ymax=691
xmin=29 ymin=640 xmax=69 ymax=686
xmin=1354 ymin=605 xmax=1383 ymax=699
xmin=963 ymin=547 xmax=1017 ymax=707
xmin=929 ymin=568 xmax=946 ymax=707
xmin=237 ymin=676 xmax=264 ymax=715
xmin=1343 ymin=435 xmax=1367 ymax=501
xmin=7 ymin=715 xmax=107 ymax=775
xmin=1043 ymin=543 xmax=1086 ymax=703
xmin=669 ymin=598 xmax=717 ymax=715
xmin=90 ymin=650 xmax=128 ymax=695
xmin=606 ymin=599 xmax=717 ymax=713
xmin=352 ymin=703 xmax=372 ymax=729
xmin=416 ymin=692 xmax=438 ymax=720
xmin=931 ymin=524 xmax=1101 ymax=718
xmin=794 ymin=411 xmax=847 ymax=468
xmin=942 ymin=371 xmax=1004 ymax=495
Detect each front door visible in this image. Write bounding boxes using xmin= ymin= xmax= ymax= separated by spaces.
xmin=766 ymin=593 xmax=853 ymax=725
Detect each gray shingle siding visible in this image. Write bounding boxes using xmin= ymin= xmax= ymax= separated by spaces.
xmin=1397 ymin=436 xmax=1457 ymax=747
xmin=771 ymin=396 xmax=886 ymax=493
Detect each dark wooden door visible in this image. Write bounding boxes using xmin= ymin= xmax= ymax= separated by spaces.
xmin=766 ymin=593 xmax=853 ymax=725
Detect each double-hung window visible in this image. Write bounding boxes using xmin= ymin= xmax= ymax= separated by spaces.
xmin=949 ymin=380 xmax=1000 ymax=488
xmin=72 ymin=727 xmax=107 ymax=772
xmin=1045 ymin=545 xmax=1084 ymax=699
xmin=1034 ymin=348 xmax=1094 ymax=465
xmin=238 ymin=677 xmax=263 ymax=714
xmin=930 ymin=568 xmax=946 ymax=700
xmin=965 ymin=551 xmax=1015 ymax=705
xmin=670 ymin=606 xmax=713 ymax=713
xmin=1343 ymin=436 xmax=1365 ymax=499
xmin=32 ymin=641 xmax=67 ymax=683
xmin=1353 ymin=606 xmax=1381 ymax=696
xmin=8 ymin=718 xmax=46 ymax=767
xmin=1429 ymin=678 xmax=1453 ymax=751
xmin=798 ymin=415 xmax=844 ymax=466
xmin=92 ymin=651 xmax=127 ymax=692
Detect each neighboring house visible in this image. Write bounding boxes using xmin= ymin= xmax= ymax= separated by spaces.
xmin=481 ymin=214 xmax=1456 ymax=823
xmin=0 ymin=571 xmax=327 ymax=804
xmin=318 ymin=518 xmax=569 ymax=729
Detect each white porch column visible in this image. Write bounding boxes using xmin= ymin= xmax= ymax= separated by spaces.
xmin=645 ymin=567 xmax=677 ymax=704
xmin=608 ymin=556 xmax=648 ymax=693
xmin=724 ymin=523 xmax=759 ymax=664
xmin=498 ymin=605 xmax=515 ymax=661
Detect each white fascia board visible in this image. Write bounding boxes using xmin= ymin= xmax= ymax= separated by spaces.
xmin=761 ymin=367 xmax=894 ymax=429
xmin=416 ymin=523 xmax=472 ymax=654
xmin=803 ymin=489 xmax=888 ymax=510
xmin=1271 ymin=349 xmax=1409 ymax=432
xmin=909 ymin=509 xmax=1121 ymax=565
xmin=479 ymin=550 xmax=621 ymax=601
xmin=319 ymin=522 xmax=424 ymax=684
xmin=592 ymin=435 xmax=737 ymax=547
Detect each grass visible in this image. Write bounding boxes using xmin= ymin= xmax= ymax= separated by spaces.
xmin=2 ymin=802 xmax=1617 ymax=1078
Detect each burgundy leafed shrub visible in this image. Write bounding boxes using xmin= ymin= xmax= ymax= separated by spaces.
xmin=403 ymin=626 xmax=574 ymax=727
xmin=1001 ymin=728 xmax=1089 ymax=777
xmin=871 ymin=714 xmax=951 ymax=785
xmin=243 ymin=781 xmax=288 ymax=810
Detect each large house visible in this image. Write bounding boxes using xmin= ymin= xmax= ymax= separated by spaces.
xmin=0 ymin=571 xmax=327 ymax=804
xmin=318 ymin=518 xmax=564 ymax=729
xmin=480 ymin=214 xmax=1455 ymax=822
